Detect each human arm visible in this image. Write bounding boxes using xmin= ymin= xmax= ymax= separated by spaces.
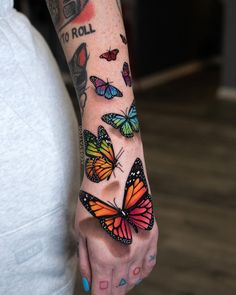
xmin=45 ymin=1 xmax=158 ymax=294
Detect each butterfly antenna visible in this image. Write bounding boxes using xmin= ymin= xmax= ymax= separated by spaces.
xmin=113 ymin=169 xmax=116 ymax=178
xmin=107 ymin=200 xmax=116 ymax=208
xmin=116 ymin=147 xmax=124 ymax=160
xmin=113 ymin=198 xmax=119 ymax=209
xmin=107 ymin=78 xmax=113 ymax=84
xmin=121 ymin=109 xmax=126 ymax=116
xmin=117 ymin=165 xmax=124 ymax=173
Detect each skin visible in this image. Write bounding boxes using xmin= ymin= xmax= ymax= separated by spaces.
xmin=45 ymin=1 xmax=159 ymax=294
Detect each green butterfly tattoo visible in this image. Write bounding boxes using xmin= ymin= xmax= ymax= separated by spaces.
xmin=101 ymin=100 xmax=140 ymax=138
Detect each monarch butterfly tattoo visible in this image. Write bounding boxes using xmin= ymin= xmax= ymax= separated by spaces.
xmin=80 ymin=158 xmax=154 ymax=244
xmin=83 ymin=126 xmax=124 ymax=183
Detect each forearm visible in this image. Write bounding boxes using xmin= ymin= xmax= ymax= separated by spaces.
xmin=46 ymin=0 xmax=146 ymax=197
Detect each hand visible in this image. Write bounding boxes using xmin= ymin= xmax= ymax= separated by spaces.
xmin=74 ymin=196 xmax=158 ymax=295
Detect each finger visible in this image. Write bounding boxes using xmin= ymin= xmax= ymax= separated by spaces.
xmin=127 ymin=261 xmax=143 ymax=290
xmin=90 ymin=263 xmax=113 ymax=295
xmin=142 ymin=227 xmax=158 ymax=278
xmin=78 ymin=236 xmax=92 ymax=292
xmin=142 ymin=249 xmax=157 ymax=278
xmin=112 ymin=266 xmax=129 ymax=295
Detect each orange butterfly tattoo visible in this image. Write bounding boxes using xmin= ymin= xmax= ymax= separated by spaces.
xmin=83 ymin=126 xmax=124 ymax=183
xmin=79 ymin=158 xmax=154 ymax=244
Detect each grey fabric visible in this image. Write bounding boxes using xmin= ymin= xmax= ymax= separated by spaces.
xmin=0 ymin=1 xmax=80 ymax=294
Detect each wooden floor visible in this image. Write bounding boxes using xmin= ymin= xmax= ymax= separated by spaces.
xmin=74 ymin=66 xmax=236 ymax=294
xmin=131 ymin=66 xmax=236 ymax=295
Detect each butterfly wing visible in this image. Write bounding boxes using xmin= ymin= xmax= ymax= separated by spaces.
xmin=85 ymin=158 xmax=100 ymax=183
xmin=93 ymin=157 xmax=114 ymax=181
xmin=120 ymin=34 xmax=127 ymax=45
xmin=79 ymin=190 xmax=132 ymax=244
xmin=120 ymin=121 xmax=134 ymax=138
xmin=122 ymin=62 xmax=132 ymax=87
xmin=102 ymin=111 xmax=134 ymax=138
xmin=102 ymin=113 xmax=126 ymax=129
xmin=123 ymin=158 xmax=154 ymax=231
xmin=101 ymin=216 xmax=132 ymax=244
xmin=127 ymin=194 xmax=154 ymax=231
xmin=83 ymin=129 xmax=103 ymax=158
xmin=104 ymin=84 xmax=123 ymax=99
xmin=80 ymin=190 xmax=119 ymax=218
xmin=90 ymin=76 xmax=107 ymax=96
xmin=99 ymin=51 xmax=111 ymax=61
xmin=97 ymin=126 xmax=116 ymax=163
xmin=127 ymin=101 xmax=139 ymax=133
xmin=110 ymin=49 xmax=119 ymax=60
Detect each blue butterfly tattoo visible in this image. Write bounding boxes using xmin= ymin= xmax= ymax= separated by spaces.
xmin=101 ymin=100 xmax=140 ymax=138
xmin=90 ymin=76 xmax=123 ymax=100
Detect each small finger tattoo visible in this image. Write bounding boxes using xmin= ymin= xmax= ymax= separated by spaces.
xmin=135 ymin=278 xmax=143 ymax=285
xmin=149 ymin=255 xmax=156 ymax=262
xmin=133 ymin=267 xmax=141 ymax=275
xmin=99 ymin=281 xmax=109 ymax=290
xmin=116 ymin=278 xmax=127 ymax=287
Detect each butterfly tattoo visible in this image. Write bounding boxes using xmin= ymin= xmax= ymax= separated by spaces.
xmin=102 ymin=100 xmax=139 ymax=138
xmin=100 ymin=49 xmax=119 ymax=61
xmin=122 ymin=62 xmax=132 ymax=87
xmin=120 ymin=33 xmax=127 ymax=45
xmin=90 ymin=76 xmax=123 ymax=100
xmin=84 ymin=126 xmax=124 ymax=183
xmin=79 ymin=158 xmax=154 ymax=244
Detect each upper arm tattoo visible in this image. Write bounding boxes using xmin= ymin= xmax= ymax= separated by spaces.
xmin=46 ymin=0 xmax=91 ymax=31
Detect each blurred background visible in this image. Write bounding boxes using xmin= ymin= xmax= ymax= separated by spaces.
xmin=15 ymin=0 xmax=236 ymax=294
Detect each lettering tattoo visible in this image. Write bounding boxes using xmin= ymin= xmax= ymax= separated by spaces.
xmin=99 ymin=281 xmax=109 ymax=290
xmin=60 ymin=23 xmax=96 ymax=44
xmin=46 ymin=0 xmax=91 ymax=31
xmin=83 ymin=125 xmax=124 ymax=183
xmin=79 ymin=158 xmax=154 ymax=245
xmin=69 ymin=43 xmax=89 ymax=115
